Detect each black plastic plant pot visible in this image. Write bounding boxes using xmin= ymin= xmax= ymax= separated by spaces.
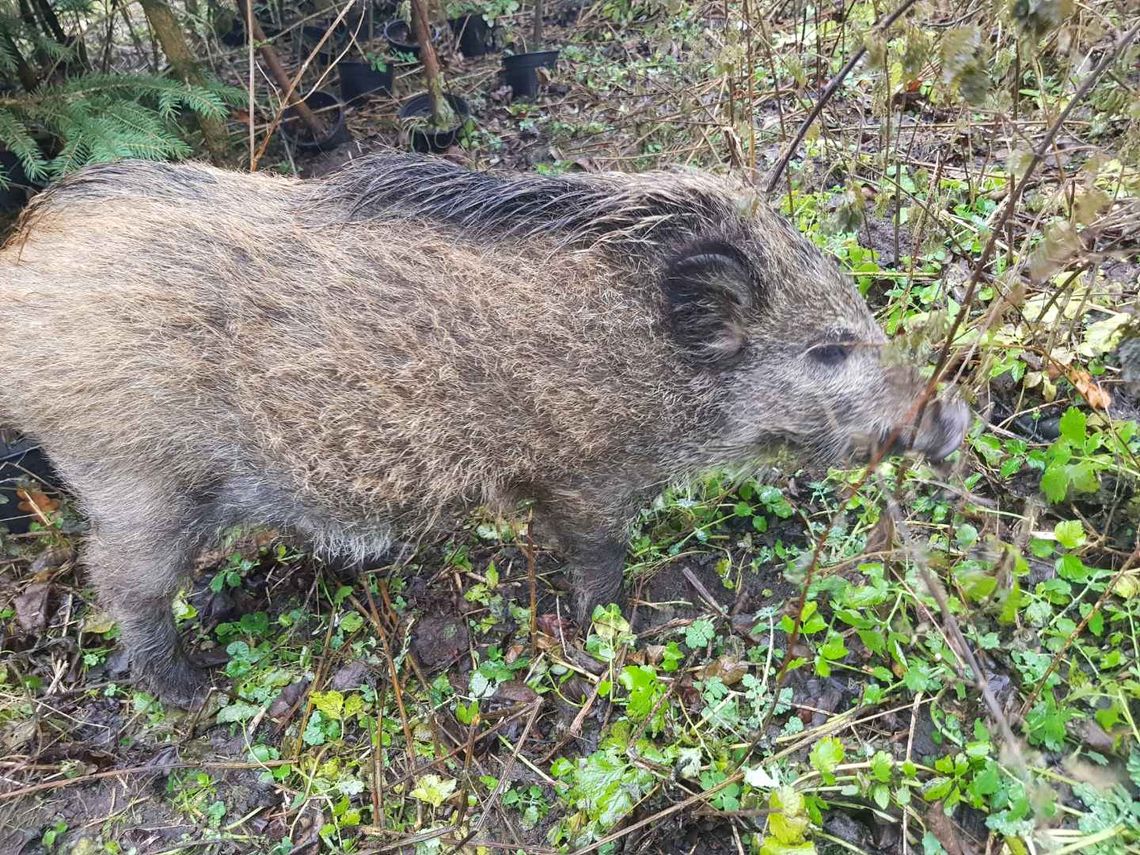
xmin=449 ymin=14 xmax=493 ymax=58
xmin=383 ymin=19 xmax=419 ymax=58
xmin=338 ymin=60 xmax=394 ymax=103
xmin=501 ymin=49 xmax=559 ymax=99
xmin=0 ymin=150 xmax=34 ymax=213
xmin=300 ymin=23 xmax=347 ymax=62
xmin=0 ymin=436 xmax=57 ymax=536
xmin=398 ymin=93 xmax=470 ymax=153
xmin=383 ymin=19 xmax=442 ymax=61
xmin=220 ymin=19 xmax=245 ymax=46
xmin=280 ymin=91 xmax=351 ymax=153
xmin=218 ymin=9 xmax=280 ymax=46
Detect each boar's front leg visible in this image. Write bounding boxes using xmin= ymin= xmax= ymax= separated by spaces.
xmin=80 ymin=482 xmax=210 ymax=708
xmin=535 ymin=489 xmax=638 ymax=625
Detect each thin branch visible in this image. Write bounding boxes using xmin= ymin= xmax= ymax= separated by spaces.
xmin=882 ymin=492 xmax=1024 ymax=776
xmin=927 ymin=20 xmax=1140 ymax=394
xmin=764 ymin=0 xmax=922 ymax=193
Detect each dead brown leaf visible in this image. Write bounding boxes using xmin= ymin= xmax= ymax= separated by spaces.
xmin=695 ymin=653 xmax=749 ymax=686
xmin=14 ymin=581 xmax=50 ymax=633
xmin=924 ymin=803 xmax=975 ymax=855
xmin=1069 ymin=369 xmax=1112 ymax=410
xmin=16 ymin=487 xmax=59 ymax=524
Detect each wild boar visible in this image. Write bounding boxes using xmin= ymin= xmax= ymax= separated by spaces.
xmin=0 ymin=154 xmax=968 ymax=705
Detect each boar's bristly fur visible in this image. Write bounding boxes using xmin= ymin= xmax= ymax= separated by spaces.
xmin=0 ymin=154 xmax=968 ymax=706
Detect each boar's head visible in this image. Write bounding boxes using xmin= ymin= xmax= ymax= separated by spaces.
xmin=659 ymin=208 xmax=969 ymax=468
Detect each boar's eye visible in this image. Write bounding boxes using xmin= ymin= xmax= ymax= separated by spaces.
xmin=808 ymin=340 xmax=852 ymax=366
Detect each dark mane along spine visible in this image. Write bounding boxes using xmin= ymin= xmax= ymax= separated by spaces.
xmin=306 ymin=152 xmax=742 ymax=251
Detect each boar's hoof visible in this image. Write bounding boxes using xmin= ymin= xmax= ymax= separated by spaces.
xmin=572 ymin=588 xmax=625 ymax=629
xmin=138 ymin=657 xmax=211 ymax=710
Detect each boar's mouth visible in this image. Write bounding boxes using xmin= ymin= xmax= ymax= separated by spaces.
xmin=876 ymin=397 xmax=970 ymax=463
xmin=848 ymin=397 xmax=969 ymax=464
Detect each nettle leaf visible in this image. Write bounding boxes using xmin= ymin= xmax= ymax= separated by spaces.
xmin=1027 ymin=221 xmax=1082 ymax=283
xmin=1053 ymin=520 xmax=1086 ymax=549
xmin=1025 ymin=696 xmax=1074 ymax=750
xmin=901 ymin=23 xmax=932 ymax=80
xmin=1040 ymin=464 xmax=1069 ymax=503
xmin=1067 ymin=461 xmax=1099 ymax=494
xmin=954 ymin=562 xmax=998 ymax=602
xmin=870 ymin=751 xmax=893 ymax=783
xmin=1071 ymin=186 xmax=1112 ymax=229
xmin=311 ymin=690 xmax=345 ymax=720
xmin=410 ymin=774 xmax=457 ymax=808
xmin=819 ymin=633 xmax=848 ymax=661
xmin=1058 ymin=407 xmax=1086 ymax=445
xmin=566 ymin=747 xmax=655 ymax=838
xmin=1009 ymin=0 xmax=1074 ymax=39
xmin=809 ymin=737 xmax=845 ymax=784
xmin=780 ymin=601 xmax=827 ymax=635
xmin=940 ymin=26 xmax=990 ymax=104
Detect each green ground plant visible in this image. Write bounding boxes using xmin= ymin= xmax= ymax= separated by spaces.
xmin=0 ymin=0 xmax=1138 ymax=852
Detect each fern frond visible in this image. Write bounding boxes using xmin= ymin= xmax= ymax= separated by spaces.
xmin=39 ymin=38 xmax=75 ymax=62
xmin=0 ymin=36 xmax=19 ymax=76
xmin=0 ymin=108 xmax=48 ymax=179
xmin=46 ymin=135 xmax=89 ymax=176
xmin=0 ymin=59 xmax=236 ymax=178
xmin=204 ymin=79 xmax=246 ymax=107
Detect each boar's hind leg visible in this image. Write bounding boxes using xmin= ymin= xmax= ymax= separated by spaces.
xmin=82 ymin=484 xmax=211 ymax=708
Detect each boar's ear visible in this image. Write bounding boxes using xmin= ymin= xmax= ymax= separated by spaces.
xmin=662 ymin=241 xmax=755 ymax=366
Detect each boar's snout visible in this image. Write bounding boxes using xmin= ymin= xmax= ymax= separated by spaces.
xmin=889 ymin=396 xmax=969 ymax=463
